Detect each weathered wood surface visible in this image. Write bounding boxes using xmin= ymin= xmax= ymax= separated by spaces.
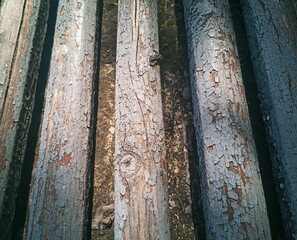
xmin=183 ymin=0 xmax=271 ymax=239
xmin=0 ymin=0 xmax=50 ymax=238
xmin=241 ymin=0 xmax=297 ymax=238
xmin=114 ymin=0 xmax=170 ymax=239
xmin=26 ymin=0 xmax=99 ymax=239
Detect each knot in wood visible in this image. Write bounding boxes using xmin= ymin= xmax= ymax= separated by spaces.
xmin=149 ymin=53 xmax=163 ymax=67
xmin=118 ymin=152 xmax=144 ymax=183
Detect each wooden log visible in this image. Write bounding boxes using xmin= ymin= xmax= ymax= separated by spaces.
xmin=183 ymin=0 xmax=271 ymax=238
xmin=241 ymin=0 xmax=297 ymax=238
xmin=114 ymin=0 xmax=170 ymax=239
xmin=26 ymin=0 xmax=99 ymax=239
xmin=0 ymin=0 xmax=50 ymax=238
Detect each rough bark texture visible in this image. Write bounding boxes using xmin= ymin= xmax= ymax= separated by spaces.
xmin=0 ymin=0 xmax=50 ymax=238
xmin=183 ymin=0 xmax=271 ymax=239
xmin=240 ymin=0 xmax=297 ymax=238
xmin=26 ymin=0 xmax=99 ymax=239
xmin=114 ymin=0 xmax=170 ymax=239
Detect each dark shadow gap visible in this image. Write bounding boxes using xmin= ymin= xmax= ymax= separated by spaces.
xmin=87 ymin=0 xmax=103 ymax=239
xmin=91 ymin=0 xmax=118 ymax=238
xmin=228 ymin=1 xmax=285 ymax=239
xmin=174 ymin=1 xmax=206 ymax=239
xmin=11 ymin=1 xmax=59 ymax=239
xmin=158 ymin=0 xmax=206 ymax=238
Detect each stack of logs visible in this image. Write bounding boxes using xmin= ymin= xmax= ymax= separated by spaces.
xmin=0 ymin=0 xmax=296 ymax=239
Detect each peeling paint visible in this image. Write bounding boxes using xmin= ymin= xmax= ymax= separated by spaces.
xmin=26 ymin=0 xmax=99 ymax=239
xmin=114 ymin=0 xmax=170 ymax=239
xmin=241 ymin=0 xmax=297 ymax=238
xmin=183 ymin=0 xmax=271 ymax=239
xmin=0 ymin=0 xmax=50 ymax=237
xmin=59 ymin=153 xmax=72 ymax=167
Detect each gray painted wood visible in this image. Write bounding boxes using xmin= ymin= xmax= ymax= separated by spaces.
xmin=0 ymin=0 xmax=50 ymax=237
xmin=114 ymin=0 xmax=170 ymax=239
xmin=183 ymin=0 xmax=271 ymax=239
xmin=241 ymin=0 xmax=297 ymax=238
xmin=26 ymin=0 xmax=99 ymax=239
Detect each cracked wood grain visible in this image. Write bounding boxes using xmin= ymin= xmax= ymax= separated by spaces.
xmin=114 ymin=0 xmax=170 ymax=239
xmin=26 ymin=0 xmax=99 ymax=239
xmin=183 ymin=0 xmax=271 ymax=239
xmin=241 ymin=0 xmax=297 ymax=238
xmin=0 ymin=0 xmax=50 ymax=238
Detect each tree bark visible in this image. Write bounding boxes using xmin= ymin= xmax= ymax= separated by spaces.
xmin=240 ymin=0 xmax=297 ymax=238
xmin=183 ymin=0 xmax=271 ymax=239
xmin=26 ymin=0 xmax=99 ymax=239
xmin=114 ymin=0 xmax=170 ymax=239
xmin=0 ymin=0 xmax=50 ymax=238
